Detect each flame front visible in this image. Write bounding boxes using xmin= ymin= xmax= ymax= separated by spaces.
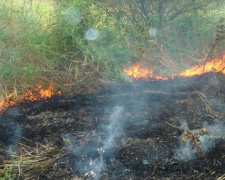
xmin=1 ymin=55 xmax=225 ymax=111
xmin=23 ymin=83 xmax=58 ymax=101
xmin=0 ymin=83 xmax=61 ymax=112
xmin=173 ymin=55 xmax=225 ymax=78
xmin=123 ymin=63 xmax=168 ymax=80
xmin=123 ymin=54 xmax=225 ymax=80
xmin=0 ymin=93 xmax=17 ymax=112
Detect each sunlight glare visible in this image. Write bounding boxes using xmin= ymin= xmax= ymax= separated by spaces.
xmin=64 ymin=7 xmax=81 ymax=26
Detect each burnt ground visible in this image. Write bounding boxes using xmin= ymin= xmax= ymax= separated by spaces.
xmin=1 ymin=72 xmax=225 ymax=180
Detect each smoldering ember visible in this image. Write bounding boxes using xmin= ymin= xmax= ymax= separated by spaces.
xmin=0 ymin=72 xmax=225 ymax=179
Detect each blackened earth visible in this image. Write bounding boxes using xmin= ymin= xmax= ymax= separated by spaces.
xmin=1 ymin=72 xmax=225 ymax=180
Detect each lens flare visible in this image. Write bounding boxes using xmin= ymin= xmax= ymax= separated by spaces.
xmin=143 ymin=160 xmax=149 ymax=164
xmin=85 ymin=28 xmax=99 ymax=40
xmin=149 ymin=27 xmax=157 ymax=37
xmin=64 ymin=7 xmax=81 ymax=26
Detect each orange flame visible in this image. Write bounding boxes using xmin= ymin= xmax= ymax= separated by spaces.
xmin=123 ymin=55 xmax=225 ymax=80
xmin=173 ymin=55 xmax=225 ymax=78
xmin=0 ymin=93 xmax=17 ymax=112
xmin=0 ymin=83 xmax=61 ymax=112
xmin=123 ymin=63 xmax=168 ymax=80
xmin=23 ymin=83 xmax=59 ymax=101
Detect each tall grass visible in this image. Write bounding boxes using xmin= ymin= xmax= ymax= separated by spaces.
xmin=0 ymin=0 xmax=225 ymax=98
xmin=97 ymin=0 xmax=225 ymax=76
xmin=0 ymin=0 xmax=134 ymax=98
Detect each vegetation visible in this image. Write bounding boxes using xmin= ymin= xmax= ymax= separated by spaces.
xmin=0 ymin=140 xmax=66 ymax=179
xmin=1 ymin=1 xmax=225 ymax=178
xmin=0 ymin=0 xmax=225 ymax=97
xmin=0 ymin=166 xmax=17 ymax=180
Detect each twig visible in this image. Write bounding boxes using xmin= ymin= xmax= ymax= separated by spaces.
xmin=183 ymin=128 xmax=212 ymax=174
xmin=162 ymin=120 xmax=180 ymax=130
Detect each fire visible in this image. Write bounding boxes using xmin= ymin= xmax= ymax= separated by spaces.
xmin=0 ymin=93 xmax=17 ymax=112
xmin=23 ymin=83 xmax=60 ymax=101
xmin=123 ymin=63 xmax=168 ymax=80
xmin=173 ymin=55 xmax=225 ymax=78
xmin=123 ymin=55 xmax=225 ymax=80
xmin=0 ymin=83 xmax=61 ymax=112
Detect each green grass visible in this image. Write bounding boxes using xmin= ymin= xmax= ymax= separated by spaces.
xmin=0 ymin=0 xmax=130 ymax=98
xmin=0 ymin=0 xmax=224 ymax=98
xmin=0 ymin=166 xmax=17 ymax=180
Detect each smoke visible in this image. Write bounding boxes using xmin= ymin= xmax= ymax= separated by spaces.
xmin=67 ymin=106 xmax=125 ymax=179
xmin=174 ymin=120 xmax=225 ymax=161
xmin=0 ymin=107 xmax=23 ymax=146
xmin=200 ymin=121 xmax=225 ymax=151
xmin=0 ymin=107 xmax=23 ymax=161
xmin=174 ymin=141 xmax=197 ymax=161
xmin=103 ymin=106 xmax=124 ymax=150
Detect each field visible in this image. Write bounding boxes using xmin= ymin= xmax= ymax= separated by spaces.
xmin=1 ymin=0 xmax=225 ymax=179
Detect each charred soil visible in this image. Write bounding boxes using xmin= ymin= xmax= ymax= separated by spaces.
xmin=1 ymin=72 xmax=225 ymax=180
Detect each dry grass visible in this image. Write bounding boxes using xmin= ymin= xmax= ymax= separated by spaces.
xmin=194 ymin=90 xmax=221 ymax=118
xmin=182 ymin=128 xmax=211 ymax=174
xmin=217 ymin=174 xmax=225 ymax=180
xmin=0 ymin=138 xmax=67 ymax=180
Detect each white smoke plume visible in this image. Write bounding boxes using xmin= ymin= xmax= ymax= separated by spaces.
xmin=67 ymin=106 xmax=125 ymax=179
xmin=87 ymin=106 xmax=124 ymax=179
xmin=174 ymin=120 xmax=225 ymax=161
xmin=103 ymin=106 xmax=124 ymax=150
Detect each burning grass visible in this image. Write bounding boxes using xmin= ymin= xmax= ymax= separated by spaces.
xmin=123 ymin=54 xmax=225 ymax=81
xmin=1 ymin=1 xmax=225 ymax=178
xmin=1 ymin=0 xmax=225 ymax=101
xmin=0 ymin=83 xmax=61 ymax=112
